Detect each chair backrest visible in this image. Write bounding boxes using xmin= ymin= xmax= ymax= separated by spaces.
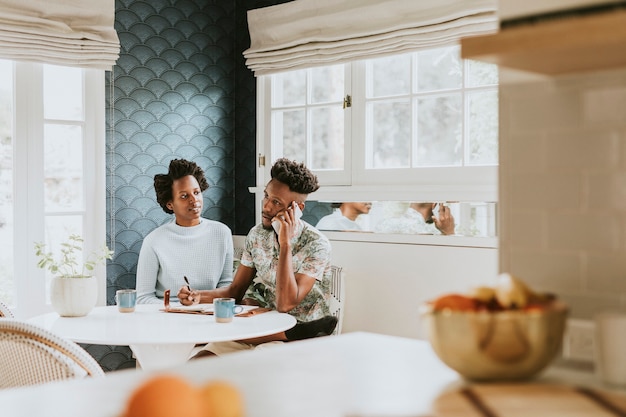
xmin=0 ymin=319 xmax=105 ymax=389
xmin=233 ymin=246 xmax=244 ymax=272
xmin=328 ymin=265 xmax=345 ymax=335
xmin=0 ymin=301 xmax=14 ymax=318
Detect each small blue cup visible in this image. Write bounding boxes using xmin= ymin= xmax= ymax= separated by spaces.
xmin=116 ymin=289 xmax=137 ymax=313
xmin=214 ymin=298 xmax=243 ymax=323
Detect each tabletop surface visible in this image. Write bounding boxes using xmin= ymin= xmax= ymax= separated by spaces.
xmin=0 ymin=332 xmax=458 ymax=417
xmin=0 ymin=331 xmax=624 ymax=417
xmin=27 ymin=304 xmax=297 ymax=346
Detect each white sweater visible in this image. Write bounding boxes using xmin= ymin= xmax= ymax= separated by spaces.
xmin=135 ymin=218 xmax=234 ymax=304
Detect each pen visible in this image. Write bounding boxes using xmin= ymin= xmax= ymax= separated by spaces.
xmin=184 ymin=276 xmax=191 ymax=291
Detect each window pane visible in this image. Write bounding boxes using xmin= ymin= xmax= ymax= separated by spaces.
xmin=274 ymin=109 xmax=306 ymax=162
xmin=44 ymin=65 xmax=83 ymax=120
xmin=311 ymin=65 xmax=344 ymax=104
xmin=44 ymin=124 xmax=84 ymax=211
xmin=311 ymin=106 xmax=344 ymax=170
xmin=272 ymin=69 xmax=306 ymax=107
xmin=369 ymin=54 xmax=411 ymax=97
xmin=417 ymin=46 xmax=462 ymax=91
xmin=467 ymin=60 xmax=498 ymax=87
xmin=370 ymin=100 xmax=411 ymax=168
xmin=0 ymin=59 xmax=14 ymax=305
xmin=468 ymin=90 xmax=498 ymax=165
xmin=417 ymin=94 xmax=462 ymax=166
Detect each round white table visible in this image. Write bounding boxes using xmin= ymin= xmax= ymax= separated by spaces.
xmin=28 ymin=304 xmax=296 ymax=370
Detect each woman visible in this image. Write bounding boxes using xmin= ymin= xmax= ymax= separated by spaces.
xmin=135 ymin=159 xmax=233 ymax=304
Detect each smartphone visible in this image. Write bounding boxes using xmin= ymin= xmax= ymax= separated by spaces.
xmin=272 ymin=203 xmax=303 ymax=234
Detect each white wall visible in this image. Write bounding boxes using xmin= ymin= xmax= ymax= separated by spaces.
xmin=329 ymin=239 xmax=498 ymax=339
xmin=233 ymin=234 xmax=499 ymax=340
xmin=499 ymin=67 xmax=626 ymax=319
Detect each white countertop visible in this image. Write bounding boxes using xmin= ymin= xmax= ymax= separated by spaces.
xmin=0 ymin=332 xmax=623 ymax=417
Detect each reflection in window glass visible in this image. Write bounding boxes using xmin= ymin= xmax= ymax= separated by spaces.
xmin=0 ymin=59 xmax=14 ymax=305
xmin=44 ymin=65 xmax=83 ymax=121
xmin=305 ymin=200 xmax=497 ymax=238
xmin=44 ymin=124 xmax=84 ymax=211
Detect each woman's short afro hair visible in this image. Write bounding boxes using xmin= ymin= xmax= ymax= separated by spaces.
xmin=153 ymin=159 xmax=209 ymax=214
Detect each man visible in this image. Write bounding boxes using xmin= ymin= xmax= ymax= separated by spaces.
xmin=375 ymin=202 xmax=455 ymax=235
xmin=181 ymin=158 xmax=337 ymax=356
xmin=316 ymin=202 xmax=372 ymax=231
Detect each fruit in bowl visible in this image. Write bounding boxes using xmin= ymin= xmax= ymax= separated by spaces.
xmin=420 ymin=273 xmax=568 ymax=381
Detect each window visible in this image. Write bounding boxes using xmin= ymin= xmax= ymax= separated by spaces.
xmin=0 ymin=60 xmax=106 ymax=317
xmin=256 ymin=45 xmax=498 ymax=242
xmin=258 ymin=45 xmax=498 ymax=202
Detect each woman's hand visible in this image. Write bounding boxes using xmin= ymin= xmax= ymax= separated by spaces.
xmin=177 ymin=286 xmax=201 ymax=305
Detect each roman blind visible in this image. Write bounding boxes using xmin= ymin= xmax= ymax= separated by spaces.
xmin=244 ymin=0 xmax=498 ymax=75
xmin=0 ymin=0 xmax=120 ymax=69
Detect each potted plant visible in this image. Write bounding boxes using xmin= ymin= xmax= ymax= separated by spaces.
xmin=34 ymin=234 xmax=113 ymax=317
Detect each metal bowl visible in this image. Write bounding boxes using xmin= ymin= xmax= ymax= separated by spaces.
xmin=420 ymin=301 xmax=568 ymax=381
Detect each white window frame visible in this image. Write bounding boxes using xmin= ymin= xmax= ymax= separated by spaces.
xmin=10 ymin=62 xmax=107 ymax=318
xmin=256 ymin=55 xmax=498 ymax=205
xmin=253 ymin=51 xmax=498 ymax=246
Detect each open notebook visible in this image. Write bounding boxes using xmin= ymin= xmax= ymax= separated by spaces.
xmin=162 ymin=303 xmax=271 ymax=316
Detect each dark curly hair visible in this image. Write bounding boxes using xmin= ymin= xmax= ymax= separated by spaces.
xmin=154 ymin=159 xmax=209 ymax=214
xmin=270 ymin=158 xmax=320 ymax=195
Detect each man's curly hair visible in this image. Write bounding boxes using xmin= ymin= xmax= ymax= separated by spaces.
xmin=270 ymin=158 xmax=320 ymax=195
xmin=154 ymin=159 xmax=209 ymax=214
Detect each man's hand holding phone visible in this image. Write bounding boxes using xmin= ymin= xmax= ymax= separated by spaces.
xmin=272 ymin=202 xmax=303 ymax=241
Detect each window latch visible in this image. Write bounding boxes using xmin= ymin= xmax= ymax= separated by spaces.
xmin=343 ymin=94 xmax=352 ymax=109
xmin=258 ymin=154 xmax=265 ymax=167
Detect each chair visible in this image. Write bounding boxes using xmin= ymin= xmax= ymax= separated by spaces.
xmin=329 ymin=265 xmax=345 ymax=335
xmin=0 ymin=319 xmax=105 ymax=389
xmin=0 ymin=301 xmax=14 ymax=318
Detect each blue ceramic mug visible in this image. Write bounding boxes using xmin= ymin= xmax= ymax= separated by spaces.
xmin=214 ymin=298 xmax=244 ymax=323
xmin=116 ymin=289 xmax=137 ymax=313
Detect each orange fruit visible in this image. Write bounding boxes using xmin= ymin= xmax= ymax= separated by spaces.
xmin=123 ymin=374 xmax=203 ymax=417
xmin=431 ymin=294 xmax=477 ymax=312
xmin=199 ymin=380 xmax=245 ymax=417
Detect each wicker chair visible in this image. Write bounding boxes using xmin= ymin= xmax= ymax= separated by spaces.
xmin=0 ymin=319 xmax=105 ymax=389
xmin=0 ymin=301 xmax=14 ymax=318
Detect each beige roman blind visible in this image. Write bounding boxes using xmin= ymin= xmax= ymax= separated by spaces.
xmin=244 ymin=0 xmax=498 ymax=75
xmin=0 ymin=0 xmax=120 ymax=69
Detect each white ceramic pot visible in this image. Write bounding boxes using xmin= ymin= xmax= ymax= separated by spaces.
xmin=50 ymin=275 xmax=98 ymax=317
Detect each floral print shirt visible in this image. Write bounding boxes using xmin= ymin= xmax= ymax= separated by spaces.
xmin=240 ymin=220 xmax=332 ymax=322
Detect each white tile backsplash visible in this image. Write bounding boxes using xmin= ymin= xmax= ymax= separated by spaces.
xmin=500 ymin=67 xmax=626 ymax=319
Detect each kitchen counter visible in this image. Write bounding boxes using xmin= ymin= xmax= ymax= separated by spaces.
xmin=0 ymin=332 xmax=624 ymax=417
